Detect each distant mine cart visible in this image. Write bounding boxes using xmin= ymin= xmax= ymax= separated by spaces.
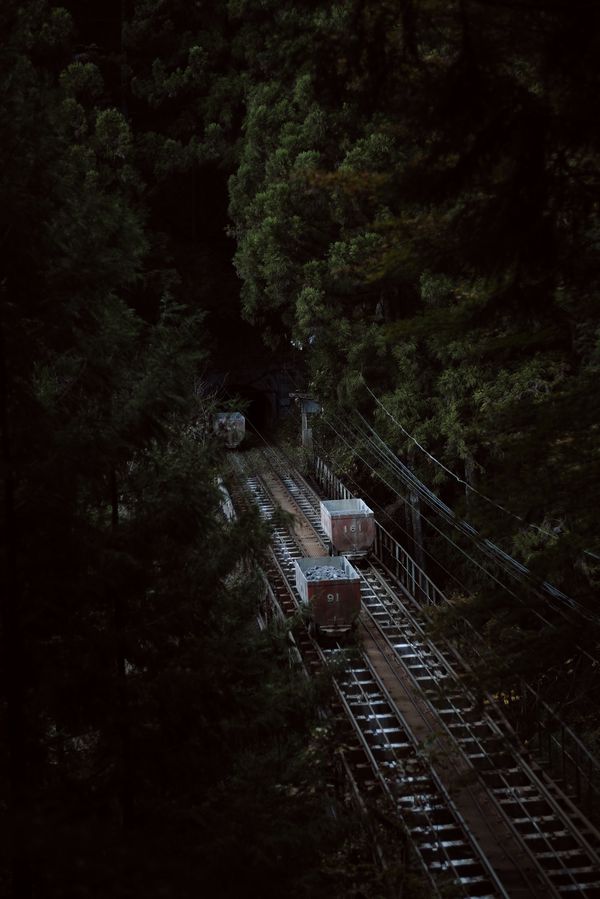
xmin=320 ymin=498 xmax=375 ymax=558
xmin=294 ymin=556 xmax=361 ymax=636
xmin=213 ymin=412 xmax=245 ymax=449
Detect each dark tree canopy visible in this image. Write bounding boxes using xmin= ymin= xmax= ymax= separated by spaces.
xmin=2 ymin=0 xmax=600 ymax=895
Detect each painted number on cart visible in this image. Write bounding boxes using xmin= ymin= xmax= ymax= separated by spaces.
xmin=327 ymin=593 xmax=339 ymax=604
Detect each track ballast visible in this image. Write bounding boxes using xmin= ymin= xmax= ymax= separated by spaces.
xmin=230 ymin=446 xmax=600 ymax=898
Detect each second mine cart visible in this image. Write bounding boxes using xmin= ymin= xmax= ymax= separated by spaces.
xmin=320 ymin=498 xmax=375 ymax=558
xmin=213 ymin=412 xmax=245 ymax=448
xmin=294 ymin=556 xmax=361 ymax=636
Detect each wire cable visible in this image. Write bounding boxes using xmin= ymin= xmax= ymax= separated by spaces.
xmin=320 ymin=410 xmax=600 ymax=671
xmin=324 ymin=407 xmax=600 ymax=649
xmin=267 ymin=371 xmax=597 ymax=624
xmin=311 ymin=433 xmax=481 ymax=601
xmin=352 ymin=410 xmax=597 ymax=623
xmin=362 ymin=376 xmax=561 ymax=541
xmin=240 ymin=400 xmax=600 ymax=687
xmin=322 ymin=410 xmax=535 ymax=609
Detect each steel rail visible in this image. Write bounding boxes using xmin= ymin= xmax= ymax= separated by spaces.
xmin=230 ymin=460 xmax=400 ymax=890
xmin=358 ymin=564 xmax=600 ymax=896
xmin=232 ymin=451 xmax=512 ymax=897
xmin=230 ymin=457 xmax=441 ymax=895
xmin=313 ymin=454 xmax=600 ymax=823
xmin=330 ymin=648 xmax=508 ymax=898
xmin=358 ymin=609 xmax=547 ymax=898
xmin=256 ymin=446 xmax=600 ymax=896
xmin=252 ymin=450 xmax=545 ymax=894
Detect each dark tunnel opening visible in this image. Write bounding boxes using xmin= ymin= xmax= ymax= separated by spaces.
xmin=226 ymin=386 xmax=274 ymax=436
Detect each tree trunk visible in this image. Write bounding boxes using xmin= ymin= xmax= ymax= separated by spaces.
xmin=0 ymin=327 xmax=32 ymax=898
xmin=400 ymin=0 xmax=418 ymax=62
xmin=110 ymin=467 xmax=133 ymax=829
xmin=459 ymin=0 xmax=473 ymax=63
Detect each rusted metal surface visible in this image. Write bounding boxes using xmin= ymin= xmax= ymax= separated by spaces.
xmin=295 ymin=556 xmax=361 ymax=633
xmin=321 ymin=497 xmax=376 ymax=557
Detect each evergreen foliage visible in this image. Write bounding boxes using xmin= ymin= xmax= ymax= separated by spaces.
xmin=4 ymin=0 xmax=600 ymax=892
xmin=224 ymin=0 xmax=600 ymax=703
xmin=0 ymin=3 xmax=367 ymax=896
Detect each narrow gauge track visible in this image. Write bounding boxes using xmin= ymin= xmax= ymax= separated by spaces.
xmin=290 ymin=470 xmax=600 ymax=898
xmin=232 ymin=446 xmax=600 ymax=898
xmin=278 ymin=460 xmax=600 ymax=896
xmin=231 ymin=453 xmax=510 ymax=899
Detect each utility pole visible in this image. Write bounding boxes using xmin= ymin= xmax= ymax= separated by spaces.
xmin=291 ymin=393 xmax=321 ymax=452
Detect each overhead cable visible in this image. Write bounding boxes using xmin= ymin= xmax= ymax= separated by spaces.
xmin=322 ymin=411 xmax=531 ymax=608
xmin=361 ymin=377 xmax=560 ymax=541
xmin=351 ymin=409 xmax=597 ymax=624
xmin=320 ymin=411 xmax=600 ymax=664
xmin=311 ymin=432 xmax=478 ymax=600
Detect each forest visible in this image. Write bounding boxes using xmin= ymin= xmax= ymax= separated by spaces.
xmin=1 ymin=0 xmax=599 ymax=896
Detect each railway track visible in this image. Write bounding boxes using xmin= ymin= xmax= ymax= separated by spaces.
xmin=230 ymin=447 xmax=600 ymax=897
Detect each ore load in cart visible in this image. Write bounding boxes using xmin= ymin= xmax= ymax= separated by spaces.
xmin=320 ymin=498 xmax=375 ymax=558
xmin=294 ymin=556 xmax=361 ymax=636
xmin=213 ymin=412 xmax=245 ymax=448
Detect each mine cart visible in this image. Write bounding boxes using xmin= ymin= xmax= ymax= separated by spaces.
xmin=213 ymin=412 xmax=245 ymax=448
xmin=320 ymin=498 xmax=375 ymax=558
xmin=294 ymin=556 xmax=361 ymax=635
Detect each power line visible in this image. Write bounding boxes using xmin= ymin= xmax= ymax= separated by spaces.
xmin=280 ymin=371 xmax=596 ymax=623
xmin=322 ymin=411 xmax=534 ymax=611
xmin=311 ymin=432 xmax=480 ymax=602
xmin=351 ymin=410 xmax=597 ymax=624
xmin=238 ymin=389 xmax=600 ymax=669
xmin=323 ymin=406 xmax=591 ymax=635
xmin=291 ymin=375 xmax=533 ymax=604
xmin=317 ymin=412 xmax=600 ymax=672
xmin=361 ymin=377 xmax=560 ymax=541
xmin=274 ymin=372 xmax=484 ymax=598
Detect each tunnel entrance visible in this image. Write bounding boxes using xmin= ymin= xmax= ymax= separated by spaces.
xmin=208 ymin=322 xmax=299 ymax=443
xmin=226 ymin=385 xmax=273 ymax=436
xmin=210 ymin=365 xmax=299 ymax=442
